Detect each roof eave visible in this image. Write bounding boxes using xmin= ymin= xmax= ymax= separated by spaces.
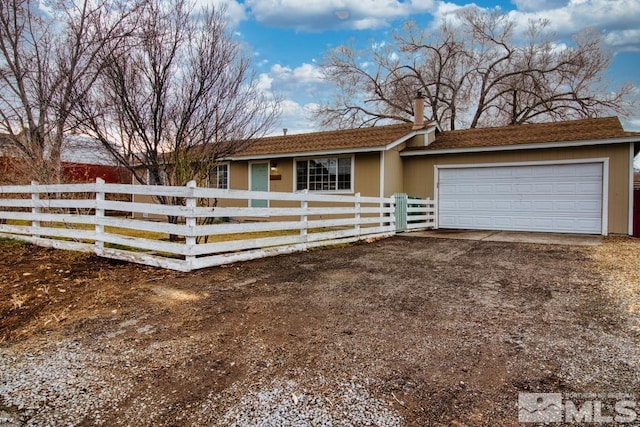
xmin=226 ymin=129 xmax=429 ymax=161
xmin=227 ymin=145 xmax=387 ymax=161
xmin=399 ymin=135 xmax=640 ymax=157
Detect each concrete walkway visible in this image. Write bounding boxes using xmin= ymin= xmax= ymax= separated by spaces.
xmin=407 ymin=229 xmax=603 ymax=246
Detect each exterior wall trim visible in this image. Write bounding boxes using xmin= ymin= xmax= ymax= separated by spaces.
xmin=433 ymin=158 xmax=610 ymax=236
xmin=379 ymin=151 xmax=385 ymax=199
xmin=400 ymin=136 xmax=640 ymax=157
xmin=224 ymin=161 xmax=231 ymax=190
xmin=385 ymin=129 xmax=430 ymax=150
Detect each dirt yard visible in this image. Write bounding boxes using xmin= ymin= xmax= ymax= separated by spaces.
xmin=1 ymin=235 xmax=639 ymax=426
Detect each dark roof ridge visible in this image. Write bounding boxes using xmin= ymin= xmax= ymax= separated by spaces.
xmin=255 ymin=122 xmax=412 ymax=141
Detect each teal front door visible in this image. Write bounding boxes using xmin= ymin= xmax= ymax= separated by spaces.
xmin=250 ymin=162 xmax=269 ymax=207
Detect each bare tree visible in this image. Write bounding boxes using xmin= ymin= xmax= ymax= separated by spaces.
xmin=317 ymin=8 xmax=634 ymax=130
xmin=76 ymin=0 xmax=280 ymax=239
xmin=78 ymin=0 xmax=280 ymax=188
xmin=0 ymin=0 xmax=135 ymax=183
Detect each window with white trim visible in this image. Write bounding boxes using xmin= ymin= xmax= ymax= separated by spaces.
xmin=207 ymin=164 xmax=229 ymax=189
xmin=295 ymin=157 xmax=352 ymax=191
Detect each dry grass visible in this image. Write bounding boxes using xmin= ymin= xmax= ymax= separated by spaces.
xmin=589 ymin=236 xmax=640 ymax=331
xmin=5 ymin=218 xmax=299 ymax=243
xmin=10 ymin=294 xmax=27 ymax=310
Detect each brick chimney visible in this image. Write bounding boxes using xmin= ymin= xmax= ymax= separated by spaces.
xmin=412 ymin=91 xmax=425 ymax=130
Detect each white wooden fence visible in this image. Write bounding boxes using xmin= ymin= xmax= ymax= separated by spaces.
xmin=0 ymin=179 xmax=433 ymax=271
xmin=0 ymin=180 xmax=436 ymax=271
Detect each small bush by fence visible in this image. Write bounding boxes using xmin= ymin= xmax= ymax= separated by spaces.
xmin=0 ymin=179 xmax=438 ymax=271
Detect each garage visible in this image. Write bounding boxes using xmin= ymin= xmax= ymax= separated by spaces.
xmin=437 ymin=162 xmax=605 ymax=234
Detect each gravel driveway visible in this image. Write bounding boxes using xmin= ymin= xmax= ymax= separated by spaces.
xmin=0 ymin=235 xmax=638 ymax=425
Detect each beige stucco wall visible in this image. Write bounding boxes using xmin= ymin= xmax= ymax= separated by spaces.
xmin=224 ymin=154 xmax=383 ymax=212
xmin=383 ymin=147 xmax=404 ymax=197
xmin=402 ymin=143 xmax=633 ymax=235
xmin=229 ymin=161 xmax=248 ymax=191
xmin=129 ymin=142 xmax=633 ymax=233
xmin=266 ymin=158 xmax=296 ymax=209
xmin=213 ymin=161 xmax=250 ymax=209
xmin=353 ymin=152 xmax=381 ymax=197
xmin=229 ymin=154 xmax=383 ymax=197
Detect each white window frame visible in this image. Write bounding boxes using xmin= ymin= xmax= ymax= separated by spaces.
xmin=293 ymin=155 xmax=354 ymax=193
xmin=207 ymin=162 xmax=230 ymax=189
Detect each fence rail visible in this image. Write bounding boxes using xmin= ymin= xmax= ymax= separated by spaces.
xmin=394 ymin=194 xmax=436 ymax=232
xmin=0 ymin=179 xmax=440 ymax=271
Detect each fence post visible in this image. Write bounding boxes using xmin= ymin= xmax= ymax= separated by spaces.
xmin=185 ymin=180 xmax=197 ymax=270
xmin=389 ymin=196 xmax=396 ymax=232
xmin=354 ymin=192 xmax=361 ymax=236
xmin=394 ymin=193 xmax=408 ymax=232
xmin=95 ymin=178 xmax=105 ymax=252
xmin=300 ymin=189 xmax=308 ymax=247
xmin=31 ymin=181 xmax=40 ymax=239
xmin=431 ymin=198 xmax=438 ymax=229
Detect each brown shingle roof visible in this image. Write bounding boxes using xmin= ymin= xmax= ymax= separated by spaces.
xmin=423 ymin=116 xmax=632 ymax=151
xmin=234 ymin=123 xmax=413 ymax=157
xmin=231 ymin=117 xmax=636 ymax=159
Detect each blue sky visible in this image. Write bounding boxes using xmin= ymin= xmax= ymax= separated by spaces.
xmin=206 ymin=0 xmax=640 ymax=141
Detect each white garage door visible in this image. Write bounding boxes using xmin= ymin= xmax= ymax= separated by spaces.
xmin=438 ymin=162 xmax=604 ymax=234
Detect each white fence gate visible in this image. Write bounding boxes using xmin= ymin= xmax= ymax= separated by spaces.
xmin=394 ymin=193 xmax=436 ymax=232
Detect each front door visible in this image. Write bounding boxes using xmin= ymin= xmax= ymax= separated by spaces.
xmin=250 ymin=162 xmax=269 ymax=207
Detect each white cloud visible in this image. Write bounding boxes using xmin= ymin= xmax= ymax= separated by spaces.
xmin=509 ymin=0 xmax=640 ymax=50
xmin=269 ymin=63 xmax=325 ymax=85
xmin=257 ymin=62 xmax=328 ymax=133
xmin=193 ymin=0 xmax=247 ymax=24
xmin=269 ymin=100 xmax=319 ymax=134
xmin=257 ymin=63 xmax=326 ymax=99
xmin=431 ymin=0 xmax=640 ymax=52
xmin=510 ymin=0 xmax=569 ymax=13
xmin=257 ymin=73 xmax=274 ymax=92
xmin=605 ymin=29 xmax=640 ymax=52
xmin=549 ymin=42 xmax=569 ymax=54
xmin=245 ymin=0 xmax=436 ymax=31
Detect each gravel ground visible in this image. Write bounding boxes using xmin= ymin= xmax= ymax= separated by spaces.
xmin=1 ymin=235 xmax=639 ymax=425
xmin=590 ymin=236 xmax=640 ymax=333
xmin=0 ymin=340 xmax=130 ymax=426
xmin=1 ymin=340 xmax=405 ymax=426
